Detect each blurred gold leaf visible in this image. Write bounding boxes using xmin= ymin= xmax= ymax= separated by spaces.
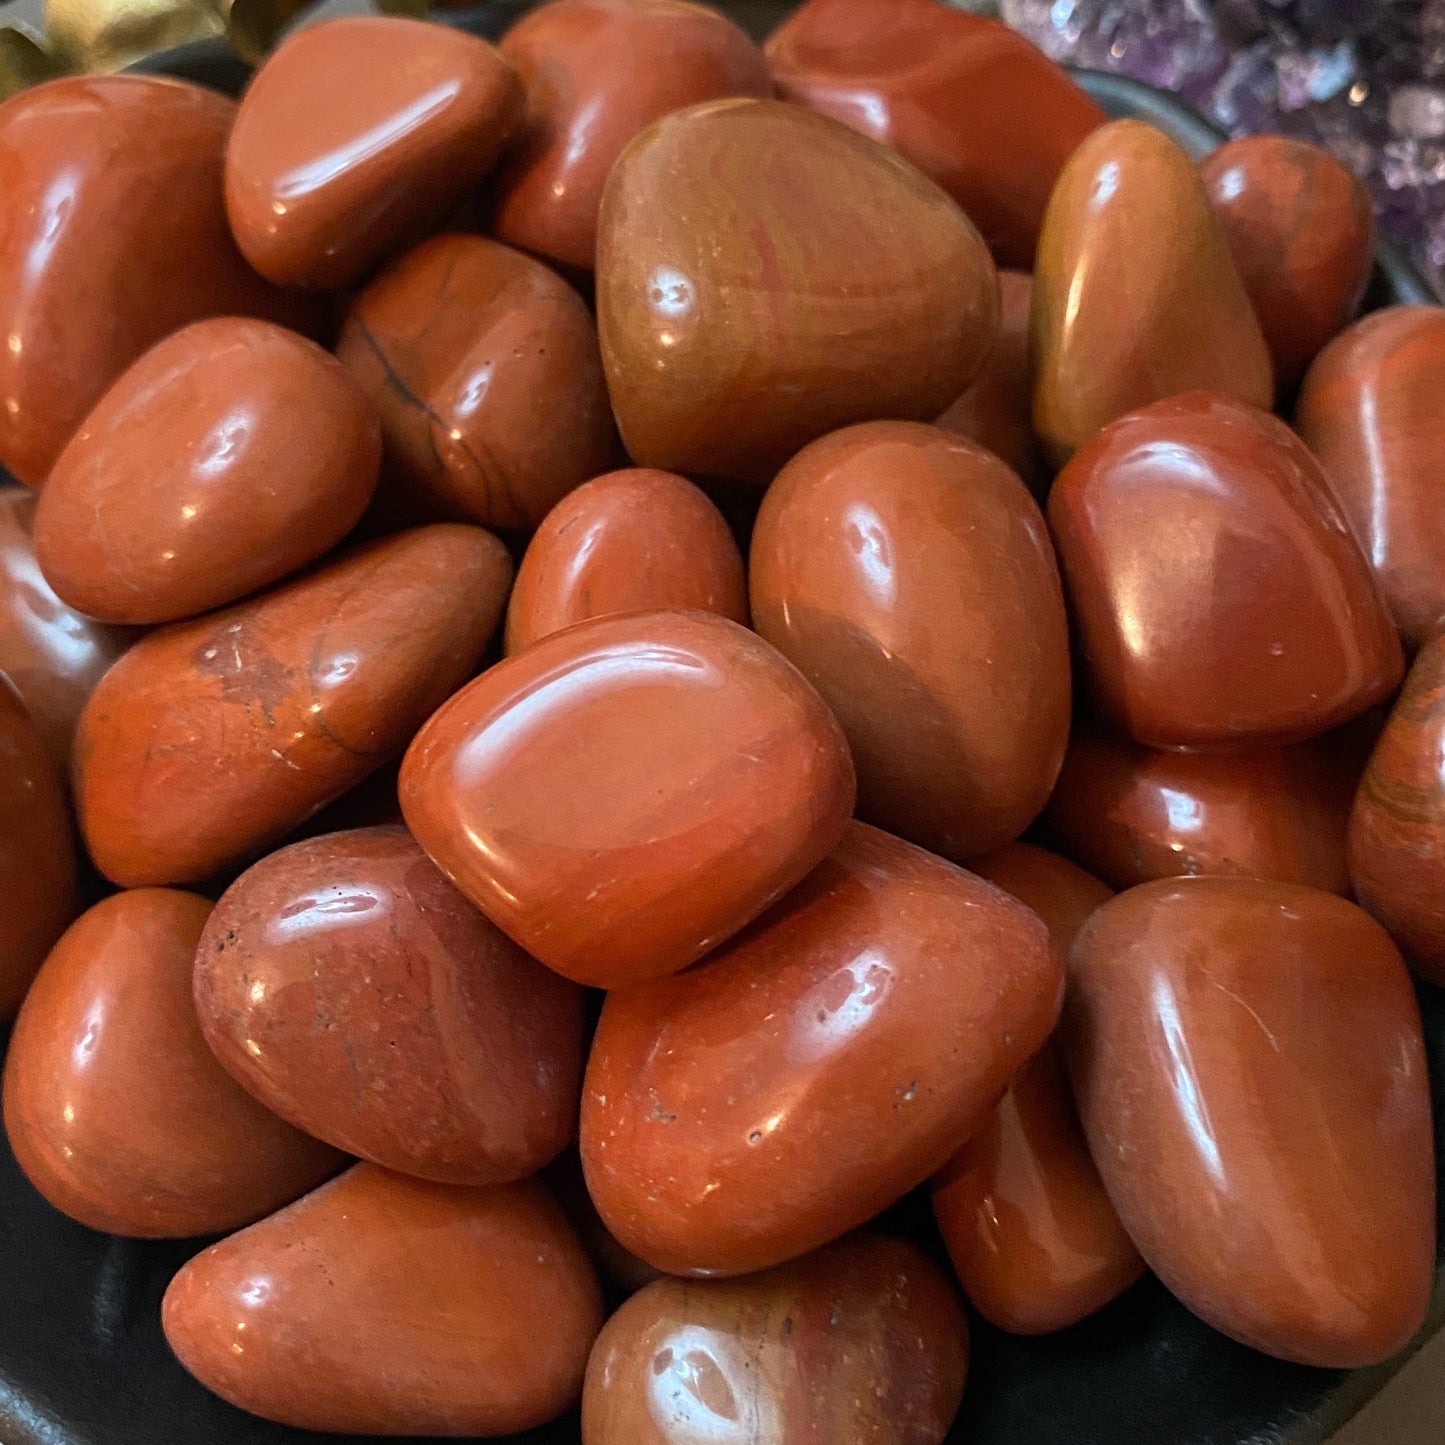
xmin=44 ymin=0 xmax=226 ymax=72
xmin=221 ymin=0 xmax=315 ymax=64
xmin=0 ymin=25 xmax=65 ymax=98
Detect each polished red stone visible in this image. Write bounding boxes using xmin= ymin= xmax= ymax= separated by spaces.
xmin=581 ymin=822 xmax=1062 ymax=1276
xmin=931 ymin=843 xmax=1143 ymax=1334
xmin=0 ymin=486 xmax=131 ymax=771
xmin=1044 ymin=724 xmax=1358 ymax=894
xmin=0 ymin=679 xmax=76 ymax=1019
xmin=337 ymin=232 xmax=618 ymax=531
xmin=936 ymin=270 xmax=1047 ymax=496
xmin=751 ymin=421 xmax=1070 ymax=860
xmin=401 ymin=608 xmax=855 ymax=989
xmin=194 ymin=824 xmax=584 ymax=1184
xmin=3 ymin=889 xmax=341 ymax=1237
xmin=1350 ymin=633 xmax=1445 ymax=984
xmin=225 ymin=17 xmax=522 ymax=288
xmin=74 ymin=525 xmax=512 ymax=887
xmin=582 ymin=1233 xmax=969 ymax=1444
xmin=162 ymin=1164 xmax=604 ymax=1434
xmin=1296 ymin=306 xmax=1445 ymax=649
xmin=0 ymin=75 xmax=310 ymax=486
xmin=1201 ymin=135 xmax=1374 ymax=393
xmin=1033 ymin=121 xmax=1274 ymax=466
xmin=505 ymin=468 xmax=747 ymax=653
xmin=491 ymin=0 xmax=772 ymax=272
xmin=1065 ymin=877 xmax=1435 ymax=1367
xmin=1047 ymin=392 xmax=1402 ymax=747
xmin=597 ymin=98 xmax=999 ymax=484
xmin=35 ymin=318 xmax=380 ymax=625
xmin=765 ymin=0 xmax=1105 ymax=269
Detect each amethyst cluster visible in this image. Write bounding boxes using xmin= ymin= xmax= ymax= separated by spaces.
xmin=999 ymin=0 xmax=1445 ymax=299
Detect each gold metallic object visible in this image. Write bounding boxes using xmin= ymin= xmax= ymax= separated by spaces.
xmin=0 ymin=25 xmax=65 ymax=99
xmin=43 ymin=0 xmax=317 ymax=74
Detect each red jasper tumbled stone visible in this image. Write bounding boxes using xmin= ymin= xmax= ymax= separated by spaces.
xmin=0 ymin=75 xmax=311 ymax=486
xmin=1296 ymin=305 xmax=1445 ymax=650
xmin=750 ymin=421 xmax=1070 ymax=862
xmin=1047 ymin=391 xmax=1401 ymax=747
xmin=581 ymin=821 xmax=1062 ymax=1277
xmin=765 ymin=0 xmax=1105 ymax=268
xmin=194 ymin=825 xmax=585 ymax=1185
xmin=225 ymin=17 xmax=523 ymax=288
xmin=1065 ymin=877 xmax=1435 ymax=1368
xmin=490 ymin=0 xmax=772 ymax=273
xmin=400 ymin=608 xmax=855 ymax=989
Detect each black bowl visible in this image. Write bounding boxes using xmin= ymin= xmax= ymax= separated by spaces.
xmin=1 ymin=13 xmax=1438 ymax=1445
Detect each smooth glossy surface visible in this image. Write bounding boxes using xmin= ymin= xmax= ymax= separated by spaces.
xmin=35 ymin=319 xmax=381 ymax=625
xmin=1296 ymin=305 xmax=1445 ymax=649
xmin=337 ymin=232 xmax=618 ymax=531
xmin=0 ymin=486 xmax=131 ymax=771
xmin=491 ymin=0 xmax=772 ymax=272
xmin=597 ymin=98 xmax=999 ymax=484
xmin=1045 ymin=725 xmax=1357 ymax=894
xmin=225 ymin=17 xmax=522 ymax=288
xmin=582 ymin=1232 xmax=969 ymax=1445
xmin=1032 ymin=119 xmax=1273 ymax=466
xmin=195 ymin=824 xmax=585 ymax=1184
xmin=581 ymin=821 xmax=1063 ymax=1276
xmin=2 ymin=889 xmax=341 ymax=1237
xmin=751 ymin=421 xmax=1070 ymax=861
xmin=0 ymin=74 xmax=310 ymax=487
xmin=0 ymin=679 xmax=76 ymax=1019
xmin=933 ymin=1041 xmax=1144 ymax=1336
xmin=506 ymin=468 xmax=748 ymax=653
xmin=75 ymin=525 xmax=512 ymax=887
xmin=936 ymin=270 xmax=1047 ymax=496
xmin=933 ymin=843 xmax=1143 ymax=1335
xmin=766 ymin=0 xmax=1105 ymax=269
xmin=1350 ymin=632 xmax=1445 ymax=984
xmin=1065 ymin=877 xmax=1435 ymax=1368
xmin=1048 ymin=392 xmax=1402 ymax=747
xmin=402 ymin=608 xmax=854 ymax=988
xmin=1201 ymin=135 xmax=1374 ymax=393
xmin=162 ymin=1164 xmax=604 ymax=1435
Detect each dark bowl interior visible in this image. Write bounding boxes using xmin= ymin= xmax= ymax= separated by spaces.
xmin=2 ymin=9 xmax=1440 ymax=1445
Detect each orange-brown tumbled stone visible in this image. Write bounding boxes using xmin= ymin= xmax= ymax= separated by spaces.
xmin=74 ymin=525 xmax=512 ymax=887
xmin=1296 ymin=306 xmax=1445 ymax=649
xmin=491 ymin=0 xmax=772 ymax=273
xmin=0 ymin=75 xmax=311 ymax=486
xmin=225 ymin=17 xmax=523 ymax=288
xmin=1047 ymin=392 xmax=1401 ymax=747
xmin=194 ymin=825 xmax=585 ymax=1184
xmin=0 ymin=486 xmax=132 ymax=772
xmin=1045 ymin=724 xmax=1357 ymax=894
xmin=1032 ymin=119 xmax=1273 ymax=466
xmin=0 ymin=679 xmax=76 ymax=1019
xmin=401 ymin=608 xmax=855 ymax=988
xmin=35 ymin=318 xmax=381 ymax=625
xmin=163 ymin=1164 xmax=603 ymax=1434
xmin=766 ymin=0 xmax=1106 ymax=269
xmin=505 ymin=468 xmax=747 ymax=654
xmin=1201 ymin=134 xmax=1374 ymax=393
xmin=751 ymin=421 xmax=1069 ymax=861
xmin=582 ymin=1233 xmax=969 ymax=1445
xmin=936 ymin=269 xmax=1047 ymax=496
xmin=581 ymin=822 xmax=1063 ymax=1276
xmin=932 ymin=843 xmax=1143 ymax=1334
xmin=3 ymin=888 xmax=341 ymax=1237
xmin=1065 ymin=877 xmax=1435 ymax=1368
xmin=597 ymin=98 xmax=999 ymax=484
xmin=337 ymin=232 xmax=618 ymax=531
xmin=1350 ymin=632 xmax=1445 ymax=984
